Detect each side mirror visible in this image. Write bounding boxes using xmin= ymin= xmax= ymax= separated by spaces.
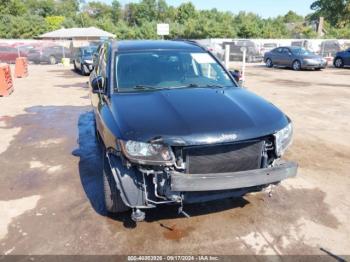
xmin=91 ymin=76 xmax=104 ymax=94
xmin=230 ymin=70 xmax=241 ymax=82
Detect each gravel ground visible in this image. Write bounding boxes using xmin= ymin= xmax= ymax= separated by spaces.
xmin=0 ymin=64 xmax=349 ymax=257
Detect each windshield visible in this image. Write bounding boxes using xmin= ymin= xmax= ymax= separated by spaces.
xmin=291 ymin=47 xmax=314 ymax=56
xmin=114 ymin=51 xmax=236 ymax=92
xmin=82 ymin=48 xmax=96 ymax=57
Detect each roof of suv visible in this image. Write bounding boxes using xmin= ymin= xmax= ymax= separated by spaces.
xmin=110 ymin=40 xmax=205 ymax=52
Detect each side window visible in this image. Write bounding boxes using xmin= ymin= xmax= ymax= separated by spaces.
xmin=282 ymin=48 xmax=290 ymax=54
xmin=276 ymin=47 xmax=283 ymax=53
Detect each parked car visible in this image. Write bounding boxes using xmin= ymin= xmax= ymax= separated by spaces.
xmin=27 ymin=45 xmax=71 ymax=64
xmin=73 ymin=46 xmax=98 ymax=75
xmin=264 ymin=46 xmax=327 ymax=70
xmin=0 ymin=46 xmax=26 ymax=63
xmin=223 ymin=40 xmax=262 ymax=62
xmin=333 ymin=48 xmax=350 ymax=68
xmin=89 ymin=40 xmax=297 ymax=222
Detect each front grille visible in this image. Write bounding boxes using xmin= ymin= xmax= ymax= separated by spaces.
xmin=184 ymin=141 xmax=264 ymax=174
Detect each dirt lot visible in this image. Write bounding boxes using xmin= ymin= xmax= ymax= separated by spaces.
xmin=0 ymin=64 xmax=349 ymax=256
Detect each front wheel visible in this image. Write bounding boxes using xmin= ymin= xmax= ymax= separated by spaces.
xmin=81 ymin=64 xmax=89 ymax=76
xmin=292 ymin=60 xmax=301 ymax=71
xmin=334 ymin=58 xmax=344 ymax=68
xmin=103 ymin=151 xmax=130 ymax=214
xmin=265 ymin=58 xmax=273 ymax=68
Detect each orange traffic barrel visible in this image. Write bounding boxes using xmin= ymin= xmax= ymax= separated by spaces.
xmin=15 ymin=57 xmax=28 ymax=78
xmin=0 ymin=63 xmax=14 ymax=96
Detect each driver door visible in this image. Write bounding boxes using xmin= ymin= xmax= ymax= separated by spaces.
xmin=280 ymin=48 xmax=292 ymax=66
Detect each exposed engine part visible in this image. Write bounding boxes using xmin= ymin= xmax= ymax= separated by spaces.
xmin=153 ymin=175 xmax=168 ymax=200
xmin=141 ymin=172 xmax=178 ymax=205
xmin=178 ymin=203 xmax=190 ymax=218
xmin=131 ymin=209 xmax=146 ymax=222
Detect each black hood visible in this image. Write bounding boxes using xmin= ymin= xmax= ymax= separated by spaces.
xmin=109 ymin=88 xmax=289 ymax=146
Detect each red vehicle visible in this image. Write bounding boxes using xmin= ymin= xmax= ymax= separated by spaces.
xmin=0 ymin=46 xmax=26 ymax=63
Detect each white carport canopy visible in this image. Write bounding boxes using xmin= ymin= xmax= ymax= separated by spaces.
xmin=39 ymin=27 xmax=115 ymax=39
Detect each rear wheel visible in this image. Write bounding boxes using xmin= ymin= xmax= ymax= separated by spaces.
xmin=265 ymin=58 xmax=273 ymax=68
xmin=334 ymin=57 xmax=344 ymax=68
xmin=103 ymin=150 xmax=129 ymax=213
xmin=292 ymin=60 xmax=301 ymax=71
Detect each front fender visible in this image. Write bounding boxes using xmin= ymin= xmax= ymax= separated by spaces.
xmin=106 ymin=153 xmax=152 ymax=209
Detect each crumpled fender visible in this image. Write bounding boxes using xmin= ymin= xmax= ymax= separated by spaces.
xmin=106 ymin=153 xmax=152 ymax=209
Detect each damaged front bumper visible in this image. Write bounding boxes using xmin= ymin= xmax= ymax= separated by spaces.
xmin=107 ymin=152 xmax=298 ymax=209
xmin=170 ymin=161 xmax=298 ymax=192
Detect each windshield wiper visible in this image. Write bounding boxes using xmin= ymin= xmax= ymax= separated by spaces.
xmin=133 ymin=85 xmax=158 ymax=90
xmin=173 ymin=83 xmax=223 ymax=89
xmin=133 ymin=84 xmax=225 ymax=91
xmin=204 ymin=84 xmax=225 ymax=89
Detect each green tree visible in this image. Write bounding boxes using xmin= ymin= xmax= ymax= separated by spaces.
xmin=84 ymin=1 xmax=112 ymax=20
xmin=111 ymin=0 xmax=122 ymax=24
xmin=176 ymin=2 xmax=197 ymax=24
xmin=310 ymin=0 xmax=350 ymax=27
xmin=54 ymin=0 xmax=80 ymax=18
xmin=283 ymin=10 xmax=304 ymax=23
xmin=0 ymin=14 xmax=47 ymax=38
xmin=24 ymin=0 xmax=55 ymax=17
xmin=0 ymin=0 xmax=27 ymax=16
xmin=45 ymin=16 xmax=65 ymax=31
xmin=235 ymin=12 xmax=262 ymax=38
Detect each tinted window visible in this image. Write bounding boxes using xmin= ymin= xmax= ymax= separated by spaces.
xmin=290 ymin=47 xmax=314 ymax=55
xmin=82 ymin=49 xmax=94 ymax=57
xmin=282 ymin=48 xmax=290 ymax=54
xmin=274 ymin=47 xmax=283 ymax=53
xmin=114 ymin=51 xmax=235 ymax=92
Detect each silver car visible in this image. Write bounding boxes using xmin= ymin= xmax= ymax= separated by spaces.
xmin=264 ymin=46 xmax=327 ymax=71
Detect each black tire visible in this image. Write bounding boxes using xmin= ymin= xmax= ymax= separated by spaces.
xmin=103 ymin=151 xmax=129 ymax=213
xmin=265 ymin=58 xmax=273 ymax=68
xmin=81 ymin=64 xmax=89 ymax=76
xmin=315 ymin=68 xmax=322 ymax=71
xmin=292 ymin=60 xmax=301 ymax=71
xmin=334 ymin=57 xmax=344 ymax=68
xmin=49 ymin=56 xmax=57 ymax=65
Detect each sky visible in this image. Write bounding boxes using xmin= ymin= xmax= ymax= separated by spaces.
xmin=111 ymin=0 xmax=315 ymax=18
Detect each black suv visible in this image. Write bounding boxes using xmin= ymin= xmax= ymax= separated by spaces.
xmin=89 ymin=40 xmax=297 ymax=222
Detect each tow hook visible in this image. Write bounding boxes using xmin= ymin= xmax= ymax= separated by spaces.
xmin=266 ymin=184 xmax=277 ymax=198
xmin=178 ymin=205 xmax=190 ymax=218
xmin=131 ymin=209 xmax=145 ymax=222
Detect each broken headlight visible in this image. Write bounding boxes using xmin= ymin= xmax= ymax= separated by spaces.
xmin=120 ymin=140 xmax=173 ymax=164
xmin=274 ymin=122 xmax=293 ymax=157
